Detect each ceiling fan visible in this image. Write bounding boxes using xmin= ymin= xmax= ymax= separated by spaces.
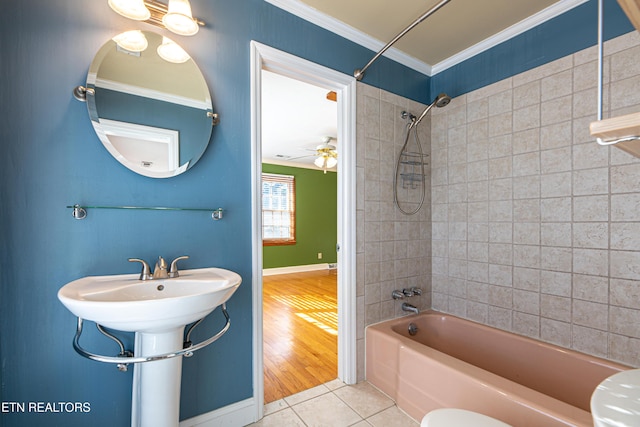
xmin=288 ymin=136 xmax=337 ymax=173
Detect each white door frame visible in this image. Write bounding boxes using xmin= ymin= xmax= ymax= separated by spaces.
xmin=250 ymin=41 xmax=357 ymax=420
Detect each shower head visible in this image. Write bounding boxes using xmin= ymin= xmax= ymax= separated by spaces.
xmin=412 ymin=93 xmax=451 ymax=127
xmin=434 ymin=93 xmax=451 ymax=108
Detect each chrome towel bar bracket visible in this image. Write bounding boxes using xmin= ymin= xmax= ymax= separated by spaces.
xmin=71 ymin=304 xmax=231 ymax=371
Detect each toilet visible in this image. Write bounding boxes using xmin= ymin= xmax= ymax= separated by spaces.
xmin=421 ymin=408 xmax=513 ymax=427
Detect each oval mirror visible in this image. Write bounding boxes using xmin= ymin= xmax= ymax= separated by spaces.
xmin=85 ymin=30 xmax=214 ymax=178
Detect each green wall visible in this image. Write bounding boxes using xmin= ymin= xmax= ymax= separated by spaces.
xmin=262 ymin=163 xmax=337 ymax=269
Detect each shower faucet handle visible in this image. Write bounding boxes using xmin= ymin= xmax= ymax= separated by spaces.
xmin=410 ymin=287 xmax=422 ymax=296
xmin=402 ymin=288 xmax=414 ymax=297
xmin=392 ymin=290 xmax=405 ymax=300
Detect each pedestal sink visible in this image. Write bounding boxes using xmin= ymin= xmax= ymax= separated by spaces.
xmin=58 ymin=267 xmax=241 ymax=427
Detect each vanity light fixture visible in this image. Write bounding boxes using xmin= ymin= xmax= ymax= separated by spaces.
xmin=112 ymin=30 xmax=148 ymax=52
xmin=108 ymin=0 xmax=151 ymax=21
xmin=163 ymin=0 xmax=199 ymax=36
xmin=108 ymin=0 xmax=204 ymax=36
xmin=157 ymin=36 xmax=190 ymax=63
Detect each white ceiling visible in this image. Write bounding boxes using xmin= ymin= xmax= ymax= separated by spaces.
xmin=261 ymin=70 xmax=338 ymax=169
xmin=261 ymin=0 xmax=590 ymax=168
xmin=266 ymin=0 xmax=589 ymax=75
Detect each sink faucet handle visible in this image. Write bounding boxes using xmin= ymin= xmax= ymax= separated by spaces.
xmin=169 ymin=256 xmax=190 ymax=278
xmin=128 ymin=258 xmax=151 ymax=281
xmin=169 ymin=255 xmax=189 ymax=278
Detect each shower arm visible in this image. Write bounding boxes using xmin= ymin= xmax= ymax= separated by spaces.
xmin=353 ymin=0 xmax=451 ymax=81
xmin=412 ymin=101 xmax=436 ymax=128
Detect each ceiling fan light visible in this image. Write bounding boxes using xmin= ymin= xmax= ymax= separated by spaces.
xmin=163 ymin=0 xmax=199 ymax=36
xmin=157 ymin=36 xmax=191 ymax=63
xmin=112 ymin=30 xmax=148 ymax=52
xmin=326 ymin=157 xmax=338 ymax=169
xmin=108 ymin=0 xmax=151 ymax=21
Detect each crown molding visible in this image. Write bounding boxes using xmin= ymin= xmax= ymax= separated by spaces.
xmin=265 ymin=0 xmax=589 ymax=77
xmin=431 ymin=0 xmax=590 ymax=74
xmin=264 ymin=0 xmax=432 ymax=76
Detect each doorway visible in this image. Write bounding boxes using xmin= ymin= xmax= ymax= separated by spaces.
xmin=250 ymin=41 xmax=357 ymax=420
xmin=260 ymin=68 xmax=339 ymax=399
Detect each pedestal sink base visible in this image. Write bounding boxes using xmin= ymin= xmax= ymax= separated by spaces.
xmin=132 ymin=328 xmax=185 ymax=427
xmin=58 ymin=267 xmax=242 ymax=427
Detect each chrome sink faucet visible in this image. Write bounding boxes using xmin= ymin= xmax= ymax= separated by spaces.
xmin=152 ymin=256 xmax=168 ymax=279
xmin=128 ymin=256 xmax=189 ymax=281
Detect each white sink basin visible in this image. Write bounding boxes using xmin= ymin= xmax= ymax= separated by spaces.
xmin=58 ymin=267 xmax=241 ymax=332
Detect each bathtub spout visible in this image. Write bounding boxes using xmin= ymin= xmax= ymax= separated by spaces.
xmin=402 ymin=303 xmax=419 ymax=314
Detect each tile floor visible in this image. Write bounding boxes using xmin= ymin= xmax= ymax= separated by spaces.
xmin=248 ymin=380 xmax=419 ymax=427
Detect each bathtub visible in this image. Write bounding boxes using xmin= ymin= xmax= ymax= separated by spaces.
xmin=366 ymin=311 xmax=630 ymax=426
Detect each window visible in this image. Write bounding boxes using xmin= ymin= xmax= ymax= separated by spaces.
xmin=262 ymin=173 xmax=296 ymax=245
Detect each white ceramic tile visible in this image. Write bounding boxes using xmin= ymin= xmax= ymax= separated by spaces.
xmin=263 ymin=399 xmax=288 ymax=417
xmin=512 ymin=311 xmax=540 ymax=338
xmin=572 ymin=274 xmax=609 ymax=304
xmin=540 ymin=172 xmax=572 ymax=198
xmin=366 ymin=406 xmax=419 ymax=427
xmin=573 ymin=299 xmax=608 ymax=330
xmin=291 ymin=393 xmax=362 ymax=427
xmin=609 ymin=334 xmax=640 ymax=367
xmin=540 ymin=270 xmax=572 ymax=297
xmin=251 ymin=408 xmax=306 ymax=426
xmin=542 ymin=69 xmax=573 ymax=101
xmin=541 ymin=247 xmax=573 ymax=273
xmin=333 ymin=382 xmax=394 ymax=419
xmin=609 ymin=306 xmax=640 ymax=340
xmin=540 ymin=318 xmax=571 ymax=347
xmin=540 ymin=121 xmax=572 ymax=150
xmin=572 ymin=325 xmax=608 ymax=357
xmin=541 ymin=294 xmax=571 ymax=322
xmin=284 ymin=384 xmax=331 ymax=406
xmin=573 ymin=248 xmax=609 ymax=277
xmin=610 ymin=278 xmax=640 ymax=310
xmin=573 ymin=222 xmax=608 ymax=249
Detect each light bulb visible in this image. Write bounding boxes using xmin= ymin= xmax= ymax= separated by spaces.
xmin=326 ymin=157 xmax=338 ymax=169
xmin=108 ymin=0 xmax=151 ymax=21
xmin=314 ymin=156 xmax=326 ymax=169
xmin=163 ymin=0 xmax=199 ymax=36
xmin=157 ymin=37 xmax=190 ymax=63
xmin=112 ymin=30 xmax=148 ymax=52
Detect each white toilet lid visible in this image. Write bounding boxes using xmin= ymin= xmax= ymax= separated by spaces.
xmin=422 ymin=408 xmax=512 ymax=427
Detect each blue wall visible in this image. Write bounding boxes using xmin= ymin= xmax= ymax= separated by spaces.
xmin=0 ymin=1 xmax=427 ymax=426
xmin=0 ymin=0 xmax=635 ymax=426
xmin=431 ymin=0 xmax=634 ymax=98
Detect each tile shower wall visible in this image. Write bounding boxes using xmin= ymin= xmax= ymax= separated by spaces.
xmin=430 ymin=31 xmax=640 ymax=368
xmin=355 ymin=84 xmax=432 ymax=381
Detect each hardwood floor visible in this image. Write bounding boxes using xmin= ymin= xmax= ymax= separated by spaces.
xmin=263 ymin=269 xmax=338 ymax=403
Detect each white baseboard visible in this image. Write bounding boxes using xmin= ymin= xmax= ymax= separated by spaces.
xmin=179 ymin=398 xmax=256 ymax=427
xmin=262 ymin=262 xmax=336 ymax=276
